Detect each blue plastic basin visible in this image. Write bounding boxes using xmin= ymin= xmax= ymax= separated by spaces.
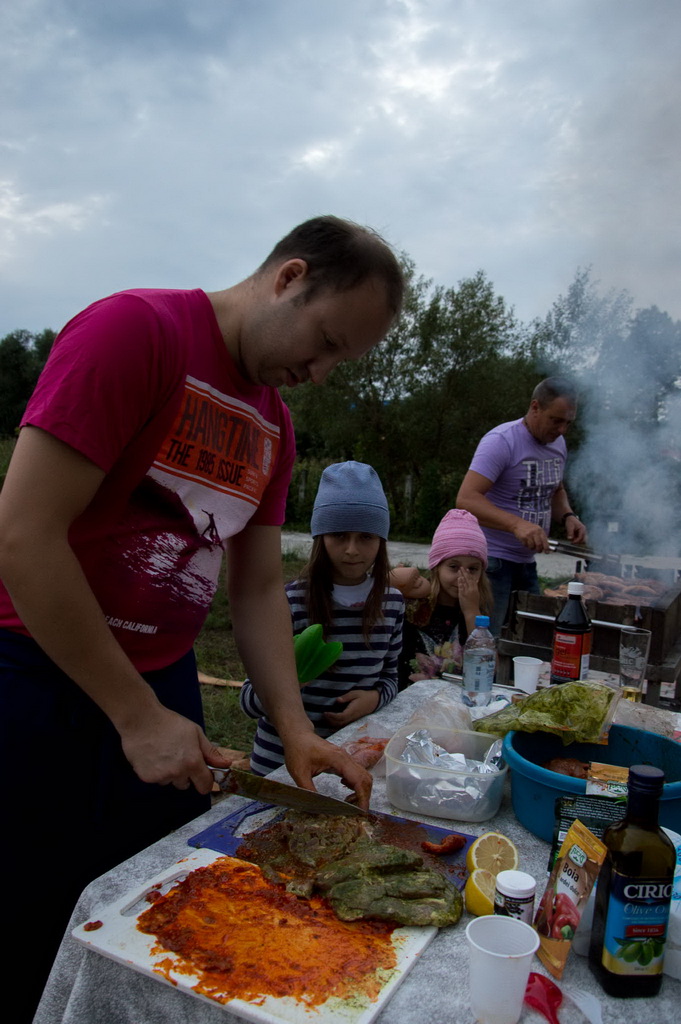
xmin=502 ymin=724 xmax=681 ymax=842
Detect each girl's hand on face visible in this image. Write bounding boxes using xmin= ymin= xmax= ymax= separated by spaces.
xmin=323 ymin=689 xmax=380 ymax=727
xmin=456 ymin=567 xmax=480 ymax=616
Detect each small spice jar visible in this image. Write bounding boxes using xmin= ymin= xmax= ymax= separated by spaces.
xmin=494 ymin=869 xmax=536 ymax=924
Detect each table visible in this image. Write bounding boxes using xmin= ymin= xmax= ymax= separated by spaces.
xmin=33 ymin=680 xmax=681 ymax=1024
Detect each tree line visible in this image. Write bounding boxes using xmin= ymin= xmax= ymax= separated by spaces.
xmin=2 ymin=263 xmax=680 ymax=542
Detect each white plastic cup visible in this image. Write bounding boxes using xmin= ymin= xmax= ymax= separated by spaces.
xmin=512 ymin=656 xmax=543 ymax=694
xmin=466 ymin=915 xmax=539 ymax=1024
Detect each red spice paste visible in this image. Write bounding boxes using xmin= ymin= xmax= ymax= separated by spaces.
xmin=137 ymin=856 xmax=398 ymax=1008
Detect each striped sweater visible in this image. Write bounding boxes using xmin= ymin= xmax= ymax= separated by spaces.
xmin=240 ymin=578 xmax=404 ymax=775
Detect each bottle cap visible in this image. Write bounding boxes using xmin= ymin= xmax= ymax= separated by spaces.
xmin=475 ymin=615 xmax=490 ymax=627
xmin=629 ymin=764 xmax=665 ymax=793
xmin=495 ymin=869 xmax=536 ymax=898
xmin=567 ymin=582 xmax=584 ymax=595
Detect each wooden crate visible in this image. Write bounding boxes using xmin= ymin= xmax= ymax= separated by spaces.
xmin=502 ymin=584 xmax=681 ymax=667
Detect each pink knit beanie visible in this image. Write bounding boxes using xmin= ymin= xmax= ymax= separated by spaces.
xmin=428 ymin=509 xmax=488 ymax=569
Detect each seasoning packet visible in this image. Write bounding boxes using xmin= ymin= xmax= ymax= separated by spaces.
xmin=547 ymin=794 xmax=626 ymax=872
xmin=585 ymin=761 xmax=629 ymax=798
xmin=534 ymin=818 xmax=607 ymax=979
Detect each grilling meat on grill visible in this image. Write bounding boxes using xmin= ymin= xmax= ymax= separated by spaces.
xmin=544 ymin=572 xmax=669 ymax=605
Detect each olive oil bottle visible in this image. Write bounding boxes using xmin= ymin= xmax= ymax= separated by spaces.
xmin=588 ymin=765 xmax=675 ymax=997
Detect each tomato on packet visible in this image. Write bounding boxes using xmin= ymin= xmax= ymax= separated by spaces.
xmin=534 ymin=818 xmax=607 ymax=978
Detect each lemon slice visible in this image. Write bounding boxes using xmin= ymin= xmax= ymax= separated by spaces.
xmin=465 ymin=831 xmax=519 ymax=876
xmin=464 ymin=868 xmax=497 ymax=916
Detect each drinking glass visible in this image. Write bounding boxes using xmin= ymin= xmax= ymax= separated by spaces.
xmin=619 ymin=627 xmax=652 ymax=702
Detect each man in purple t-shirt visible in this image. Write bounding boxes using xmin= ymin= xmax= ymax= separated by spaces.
xmin=456 ymin=377 xmax=587 ymax=635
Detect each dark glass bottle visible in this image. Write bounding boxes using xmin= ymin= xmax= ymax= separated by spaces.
xmin=550 ymin=581 xmax=592 ymax=685
xmin=589 ymin=765 xmax=675 ymax=997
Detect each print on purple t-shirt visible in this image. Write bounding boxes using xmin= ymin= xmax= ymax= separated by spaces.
xmin=469 ymin=418 xmax=567 ymax=563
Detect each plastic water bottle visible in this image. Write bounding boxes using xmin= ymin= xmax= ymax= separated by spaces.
xmin=463 ymin=615 xmax=496 ymax=707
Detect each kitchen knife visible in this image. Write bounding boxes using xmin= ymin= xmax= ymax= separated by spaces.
xmin=209 ymin=766 xmax=368 ymax=817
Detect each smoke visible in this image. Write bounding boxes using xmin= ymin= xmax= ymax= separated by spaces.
xmin=567 ymin=376 xmax=681 ymax=562
xmin=542 ymin=272 xmax=681 ymax=564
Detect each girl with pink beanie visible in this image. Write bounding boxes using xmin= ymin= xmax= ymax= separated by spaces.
xmin=397 ymin=509 xmax=492 ymax=689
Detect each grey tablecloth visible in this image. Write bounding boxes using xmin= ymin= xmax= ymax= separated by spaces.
xmin=33 ymin=680 xmax=681 ymax=1024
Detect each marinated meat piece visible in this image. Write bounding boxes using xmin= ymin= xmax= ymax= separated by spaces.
xmin=382 ymin=871 xmax=451 ymax=900
xmin=543 ymin=757 xmax=590 ymax=778
xmin=314 ymin=839 xmax=423 ymax=890
xmin=237 ymin=811 xmax=464 ymax=929
xmin=285 ymin=813 xmax=368 ymax=868
xmin=327 ymin=872 xmax=463 ymax=927
xmin=285 ymin=877 xmax=315 ymax=898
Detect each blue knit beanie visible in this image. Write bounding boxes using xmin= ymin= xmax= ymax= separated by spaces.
xmin=310 ymin=461 xmax=390 ymax=539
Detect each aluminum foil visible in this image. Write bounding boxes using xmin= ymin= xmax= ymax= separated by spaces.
xmin=390 ymin=729 xmax=507 ymax=820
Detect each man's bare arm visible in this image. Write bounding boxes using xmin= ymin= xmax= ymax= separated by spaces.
xmin=0 ymin=427 xmax=228 ymax=792
xmin=456 ymin=469 xmax=549 ymax=552
xmin=551 ymin=484 xmax=588 ymax=544
xmin=226 ymin=524 xmax=372 ymax=808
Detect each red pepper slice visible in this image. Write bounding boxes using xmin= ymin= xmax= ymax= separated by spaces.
xmin=421 ymin=834 xmax=466 ymax=855
xmin=524 ymin=972 xmax=563 ymax=1024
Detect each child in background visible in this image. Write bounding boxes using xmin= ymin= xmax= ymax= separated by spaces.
xmin=397 ymin=509 xmax=492 ymax=689
xmin=241 ymin=461 xmax=404 ymax=775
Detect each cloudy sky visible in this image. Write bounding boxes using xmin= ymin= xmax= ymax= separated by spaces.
xmin=2 ymin=0 xmax=679 ymax=339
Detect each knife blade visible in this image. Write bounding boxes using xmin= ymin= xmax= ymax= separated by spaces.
xmin=209 ymin=766 xmax=367 ymax=817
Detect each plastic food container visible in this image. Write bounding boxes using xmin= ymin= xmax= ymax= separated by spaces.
xmin=501 ymin=724 xmax=681 ymax=842
xmin=385 ymin=726 xmax=508 ymax=822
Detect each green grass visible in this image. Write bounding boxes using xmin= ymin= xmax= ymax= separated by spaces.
xmin=196 ymin=552 xmax=308 ymax=751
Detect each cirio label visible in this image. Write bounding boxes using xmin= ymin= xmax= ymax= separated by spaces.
xmin=600 ymin=870 xmax=672 ymax=976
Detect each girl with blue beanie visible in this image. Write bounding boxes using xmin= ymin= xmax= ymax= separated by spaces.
xmin=240 ymin=461 xmax=404 ymax=775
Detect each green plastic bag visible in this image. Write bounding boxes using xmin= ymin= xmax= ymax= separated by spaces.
xmin=473 ymin=681 xmax=620 ymax=746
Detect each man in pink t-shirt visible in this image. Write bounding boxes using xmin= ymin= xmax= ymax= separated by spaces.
xmin=457 ymin=377 xmax=588 ymax=635
xmin=0 ymin=215 xmax=404 ymax=1024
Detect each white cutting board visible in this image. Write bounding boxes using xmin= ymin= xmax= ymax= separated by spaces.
xmin=72 ymin=848 xmax=437 ymax=1024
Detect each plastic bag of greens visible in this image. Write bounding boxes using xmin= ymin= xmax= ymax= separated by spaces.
xmin=472 ymin=681 xmax=620 ymax=746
